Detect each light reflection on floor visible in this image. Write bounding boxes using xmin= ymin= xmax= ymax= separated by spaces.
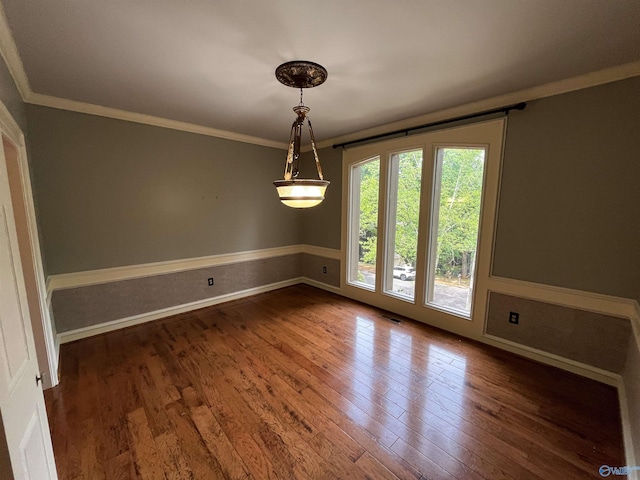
xmin=349 ymin=316 xmax=376 ymax=423
xmin=348 ymin=314 xmax=476 ymax=452
xmin=389 ymin=328 xmax=413 ymax=439
xmin=425 ymin=344 xmax=467 ymax=450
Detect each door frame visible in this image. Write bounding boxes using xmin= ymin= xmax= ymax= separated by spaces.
xmin=0 ymin=99 xmax=58 ymax=389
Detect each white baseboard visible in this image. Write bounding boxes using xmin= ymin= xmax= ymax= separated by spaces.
xmin=57 ymin=277 xmax=303 ymax=344
xmin=56 ymin=276 xmax=345 ymax=345
xmin=301 ymin=277 xmax=342 ymax=295
xmin=482 ymin=333 xmax=619 ymax=386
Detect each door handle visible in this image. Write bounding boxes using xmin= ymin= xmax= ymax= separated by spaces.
xmin=36 ymin=373 xmax=43 ymax=386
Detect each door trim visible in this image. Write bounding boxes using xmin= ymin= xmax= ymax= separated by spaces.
xmin=0 ymin=98 xmax=57 ymax=388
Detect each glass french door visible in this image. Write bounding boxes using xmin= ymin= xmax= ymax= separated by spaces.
xmin=342 ymin=119 xmax=505 ymax=326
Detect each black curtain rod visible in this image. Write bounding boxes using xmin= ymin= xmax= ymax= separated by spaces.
xmin=332 ymin=101 xmax=527 ymax=149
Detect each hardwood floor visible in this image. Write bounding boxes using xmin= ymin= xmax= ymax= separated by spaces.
xmin=45 ymin=285 xmax=625 ymax=479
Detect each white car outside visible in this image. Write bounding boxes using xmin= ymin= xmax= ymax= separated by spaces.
xmin=393 ymin=265 xmax=415 ymax=281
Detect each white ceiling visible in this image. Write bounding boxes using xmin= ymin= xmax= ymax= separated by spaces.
xmin=3 ymin=0 xmax=640 ymax=145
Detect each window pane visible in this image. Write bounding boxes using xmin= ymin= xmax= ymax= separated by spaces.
xmin=384 ymin=149 xmax=422 ymax=300
xmin=348 ymin=157 xmax=380 ymax=289
xmin=427 ymin=147 xmax=485 ymax=316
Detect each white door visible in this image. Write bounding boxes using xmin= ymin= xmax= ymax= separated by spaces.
xmin=0 ymin=141 xmax=57 ymax=479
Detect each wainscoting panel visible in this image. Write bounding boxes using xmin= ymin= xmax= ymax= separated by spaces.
xmin=50 ymin=248 xmax=344 ymax=336
xmin=486 ymin=291 xmax=632 ymax=373
xmin=52 ymin=254 xmax=302 ymax=332
xmin=300 ymin=253 xmax=340 ymax=287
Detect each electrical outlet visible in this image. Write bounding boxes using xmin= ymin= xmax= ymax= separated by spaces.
xmin=322 ymin=266 xmax=327 ymax=274
xmin=208 ymin=278 xmax=214 ymax=286
xmin=509 ymin=311 xmax=519 ymax=325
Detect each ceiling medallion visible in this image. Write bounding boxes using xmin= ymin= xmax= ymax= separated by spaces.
xmin=275 ymin=60 xmax=328 ymax=89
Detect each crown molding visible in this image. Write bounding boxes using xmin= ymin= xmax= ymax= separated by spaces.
xmin=26 ymin=92 xmax=289 ymax=150
xmin=33 ymin=59 xmax=640 ymax=153
xmin=0 ymin=1 xmax=287 ymax=149
xmin=0 ymin=3 xmax=30 ymax=100
xmin=2 ymin=0 xmax=638 ymax=153
xmin=318 ymin=60 xmax=640 ymax=150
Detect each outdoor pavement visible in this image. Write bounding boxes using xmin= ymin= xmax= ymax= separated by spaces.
xmin=359 ymin=271 xmax=471 ymax=313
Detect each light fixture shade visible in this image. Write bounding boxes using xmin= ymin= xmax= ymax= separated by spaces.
xmin=274 ymin=179 xmax=330 ymax=208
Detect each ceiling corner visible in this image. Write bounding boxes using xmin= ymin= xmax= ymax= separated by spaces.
xmin=0 ymin=1 xmax=32 ymax=102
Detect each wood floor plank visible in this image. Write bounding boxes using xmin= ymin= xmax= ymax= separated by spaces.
xmin=46 ymin=284 xmax=626 ymax=480
xmin=354 ymin=450 xmax=402 ymax=480
xmin=126 ymin=408 xmax=165 ymax=480
xmin=103 ymin=451 xmax=137 ymax=480
xmin=97 ymin=369 xmax=133 ymax=462
xmin=153 ymin=432 xmax=194 ymax=480
xmin=164 ymin=400 xmax=229 ymax=479
xmin=193 ymin=366 xmax=281 ymax=480
xmin=77 ymin=417 xmax=107 ymax=480
xmin=398 ymin=407 xmax=545 ymax=480
xmin=207 ymin=334 xmax=379 ymax=480
xmin=189 ymin=405 xmax=251 ymax=480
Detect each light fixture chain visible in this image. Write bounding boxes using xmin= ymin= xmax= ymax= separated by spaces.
xmin=283 ymin=119 xmax=297 ymax=180
xmin=307 ymin=118 xmax=324 ymax=180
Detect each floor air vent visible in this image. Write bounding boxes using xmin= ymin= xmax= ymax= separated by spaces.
xmin=383 ymin=316 xmax=401 ymax=324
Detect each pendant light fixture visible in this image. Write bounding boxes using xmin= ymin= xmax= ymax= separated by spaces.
xmin=273 ymin=60 xmax=329 ymax=208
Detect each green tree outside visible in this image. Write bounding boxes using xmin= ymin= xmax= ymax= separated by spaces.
xmin=358 ymin=159 xmax=379 ymax=265
xmin=357 ymin=148 xmax=484 ymax=281
xmin=435 ymin=148 xmax=484 ymax=279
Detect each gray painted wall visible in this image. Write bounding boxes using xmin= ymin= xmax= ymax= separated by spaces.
xmin=299 ymin=146 xmax=342 ymax=250
xmin=26 ymin=105 xmax=303 ymax=274
xmin=0 ymin=53 xmax=26 ymax=133
xmin=300 ymin=78 xmax=640 ymax=300
xmin=27 ymin=78 xmax=640 ymax=299
xmin=494 ymin=77 xmax=640 ymax=299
